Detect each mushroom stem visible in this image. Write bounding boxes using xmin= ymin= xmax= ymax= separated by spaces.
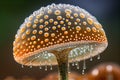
xmin=53 ymin=48 xmax=72 ymax=80
xmin=57 ymin=57 xmax=68 ymax=80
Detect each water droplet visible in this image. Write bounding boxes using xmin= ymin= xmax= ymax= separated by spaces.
xmin=68 ymin=71 xmax=71 ymax=73
xmin=75 ymin=62 xmax=78 ymax=66
xmin=90 ymin=57 xmax=93 ymax=61
xmin=50 ymin=65 xmax=53 ymax=70
xmin=30 ymin=65 xmax=32 ymax=68
xmin=21 ymin=65 xmax=24 ymax=68
xmin=45 ymin=66 xmax=47 ymax=71
xmin=77 ymin=66 xmax=79 ymax=69
xmin=89 ymin=45 xmax=93 ymax=61
xmin=68 ymin=63 xmax=71 ymax=73
xmin=82 ymin=69 xmax=85 ymax=75
xmin=75 ymin=62 xmax=79 ymax=69
xmin=97 ymin=54 xmax=100 ymax=60
xmin=83 ymin=60 xmax=86 ymax=70
xmin=39 ymin=66 xmax=42 ymax=69
xmin=72 ymin=62 xmax=75 ymax=66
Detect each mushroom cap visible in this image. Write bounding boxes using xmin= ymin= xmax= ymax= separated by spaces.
xmin=13 ymin=4 xmax=108 ymax=66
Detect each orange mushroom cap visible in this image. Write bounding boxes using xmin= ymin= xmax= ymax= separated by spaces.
xmin=13 ymin=4 xmax=108 ymax=66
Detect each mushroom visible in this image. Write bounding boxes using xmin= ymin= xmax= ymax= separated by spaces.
xmin=13 ymin=3 xmax=108 ymax=80
xmin=87 ymin=63 xmax=120 ymax=80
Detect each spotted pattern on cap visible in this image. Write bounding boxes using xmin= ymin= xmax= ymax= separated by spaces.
xmin=13 ymin=4 xmax=107 ymax=65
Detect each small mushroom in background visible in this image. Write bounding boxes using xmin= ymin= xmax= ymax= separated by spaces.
xmin=88 ymin=63 xmax=120 ymax=80
xmin=13 ymin=3 xmax=108 ymax=80
xmin=77 ymin=63 xmax=120 ymax=80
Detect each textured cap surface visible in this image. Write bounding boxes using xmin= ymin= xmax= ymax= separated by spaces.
xmin=13 ymin=4 xmax=108 ymax=66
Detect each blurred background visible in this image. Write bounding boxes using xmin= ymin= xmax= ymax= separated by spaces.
xmin=0 ymin=0 xmax=120 ymax=80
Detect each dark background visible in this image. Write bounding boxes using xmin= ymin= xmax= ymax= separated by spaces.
xmin=0 ymin=0 xmax=120 ymax=79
